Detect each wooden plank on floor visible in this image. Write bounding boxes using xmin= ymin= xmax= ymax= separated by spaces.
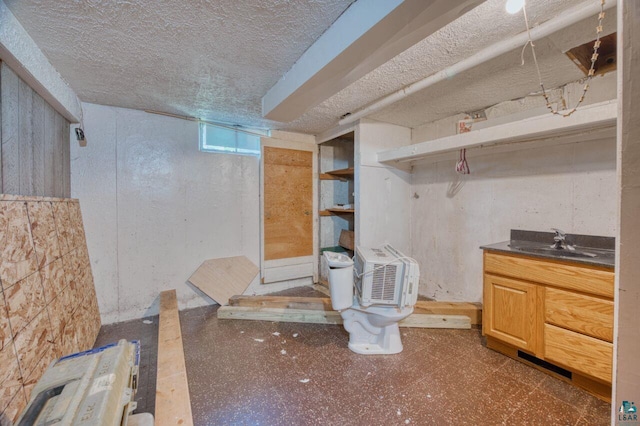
xmin=401 ymin=314 xmax=470 ymax=329
xmin=229 ymin=295 xmax=333 ymax=311
xmin=228 ymin=295 xmax=481 ymax=325
xmin=218 ymin=306 xmax=343 ymax=325
xmin=218 ymin=305 xmax=471 ymax=329
xmin=156 ymin=290 xmax=194 ymax=426
xmin=188 ymin=256 xmax=259 ymax=306
xmin=413 ymin=301 xmax=482 ymax=325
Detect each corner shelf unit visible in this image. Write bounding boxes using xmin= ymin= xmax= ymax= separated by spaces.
xmin=318 ymin=133 xmax=355 ymax=268
xmin=377 ymin=100 xmax=617 ymax=167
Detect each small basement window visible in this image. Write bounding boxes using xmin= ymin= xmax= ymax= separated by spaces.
xmin=199 ymin=122 xmax=263 ymax=156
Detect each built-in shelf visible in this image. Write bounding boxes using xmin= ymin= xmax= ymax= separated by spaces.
xmin=319 ymin=167 xmax=355 ymax=180
xmin=377 ymin=100 xmax=617 ymax=167
xmin=319 ymin=208 xmax=355 ymax=216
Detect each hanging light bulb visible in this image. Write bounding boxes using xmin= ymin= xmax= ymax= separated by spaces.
xmin=506 ymin=0 xmax=525 ymax=14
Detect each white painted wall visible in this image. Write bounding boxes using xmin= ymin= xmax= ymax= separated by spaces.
xmin=409 ymin=74 xmax=617 ymax=302
xmin=72 ymin=103 xmax=310 ymax=323
xmin=411 ymin=138 xmax=616 ymax=302
xmin=356 ymin=119 xmax=412 ymax=252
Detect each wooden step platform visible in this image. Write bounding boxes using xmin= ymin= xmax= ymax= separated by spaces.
xmin=219 ymin=295 xmax=480 ymax=329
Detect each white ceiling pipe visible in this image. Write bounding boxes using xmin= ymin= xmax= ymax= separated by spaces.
xmin=339 ymin=0 xmax=617 ymax=126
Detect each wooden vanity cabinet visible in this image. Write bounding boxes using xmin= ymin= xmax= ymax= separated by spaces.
xmin=482 ymin=250 xmax=615 ymax=400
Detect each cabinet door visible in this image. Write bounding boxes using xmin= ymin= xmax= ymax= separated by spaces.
xmin=484 ymin=274 xmax=538 ymax=353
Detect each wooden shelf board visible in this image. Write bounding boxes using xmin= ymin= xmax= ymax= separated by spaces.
xmin=320 ymin=168 xmax=354 ymax=181
xmin=326 ymin=167 xmax=354 ymax=176
xmin=377 ymin=100 xmax=617 ymax=166
xmin=320 ymin=209 xmax=356 ymax=216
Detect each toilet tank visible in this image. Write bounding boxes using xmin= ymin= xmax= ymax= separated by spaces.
xmin=354 ymin=245 xmax=419 ymax=308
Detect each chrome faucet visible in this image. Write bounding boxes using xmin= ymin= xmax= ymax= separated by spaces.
xmin=551 ymin=228 xmax=575 ymax=250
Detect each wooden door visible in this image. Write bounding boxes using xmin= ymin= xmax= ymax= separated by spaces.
xmin=261 ymin=143 xmax=316 ymax=283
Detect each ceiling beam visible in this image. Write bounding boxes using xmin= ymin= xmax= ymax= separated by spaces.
xmin=0 ymin=0 xmax=81 ymax=122
xmin=261 ymin=0 xmax=484 ymax=123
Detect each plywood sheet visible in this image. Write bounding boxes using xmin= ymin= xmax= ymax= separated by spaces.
xmin=12 ymin=309 xmax=52 ymax=382
xmin=51 ymin=201 xmax=72 ymax=255
xmin=0 ymin=346 xmax=22 ymax=413
xmin=39 ymin=257 xmax=66 ymax=305
xmin=156 ymin=290 xmax=193 ymax=426
xmin=263 ymin=146 xmax=313 ymax=260
xmin=3 ymin=272 xmax=47 ymax=337
xmin=0 ymin=296 xmax=11 ymax=351
xmin=26 ymin=201 xmax=60 ymax=268
xmin=188 ymin=256 xmax=258 ymax=306
xmin=0 ymin=201 xmax=38 ymax=289
xmin=0 ymin=197 xmax=101 ymax=424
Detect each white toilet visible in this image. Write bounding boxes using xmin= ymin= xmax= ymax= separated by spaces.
xmin=324 ymin=245 xmax=419 ymax=355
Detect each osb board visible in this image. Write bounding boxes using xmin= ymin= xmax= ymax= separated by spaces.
xmin=0 ymin=197 xmax=101 ymax=423
xmin=155 ymin=290 xmax=193 ymax=426
xmin=188 ymin=256 xmax=258 ymax=306
xmin=263 ymin=146 xmax=313 ymax=261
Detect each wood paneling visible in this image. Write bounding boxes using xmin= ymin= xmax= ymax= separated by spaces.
xmin=0 ymin=197 xmax=100 ymax=423
xmin=263 ymin=146 xmax=313 ymax=260
xmin=483 ymin=251 xmax=614 ymax=298
xmin=0 ymin=62 xmax=70 ymax=198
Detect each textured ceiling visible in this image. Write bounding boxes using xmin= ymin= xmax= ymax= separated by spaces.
xmin=3 ymin=0 xmax=354 ymax=128
xmin=5 ymin=0 xmax=616 ymax=134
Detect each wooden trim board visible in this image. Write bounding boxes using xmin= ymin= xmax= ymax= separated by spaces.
xmin=228 ymin=295 xmax=481 ymax=325
xmin=229 ymin=295 xmax=334 ymax=311
xmin=414 ymin=301 xmax=482 ymax=325
xmin=156 ymin=290 xmax=194 ymax=426
xmin=218 ymin=305 xmax=471 ymax=329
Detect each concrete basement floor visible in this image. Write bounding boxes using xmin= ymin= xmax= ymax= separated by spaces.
xmin=93 ymin=288 xmax=611 ymax=425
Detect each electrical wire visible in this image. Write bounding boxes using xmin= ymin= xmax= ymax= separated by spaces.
xmin=521 ymin=0 xmax=607 ymax=117
xmin=455 ymin=148 xmax=470 ymax=175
